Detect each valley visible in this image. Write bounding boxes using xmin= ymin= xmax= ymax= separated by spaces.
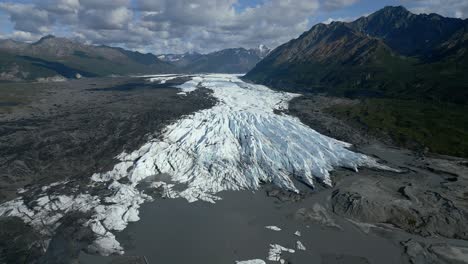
xmin=0 ymin=3 xmax=467 ymax=264
xmin=0 ymin=74 xmax=467 ymax=264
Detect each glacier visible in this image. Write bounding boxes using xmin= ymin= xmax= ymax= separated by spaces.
xmin=0 ymin=74 xmax=393 ymax=256
xmin=93 ymin=74 xmax=391 ymax=202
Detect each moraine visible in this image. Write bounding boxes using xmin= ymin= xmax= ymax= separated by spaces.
xmin=0 ymin=74 xmax=392 ymax=256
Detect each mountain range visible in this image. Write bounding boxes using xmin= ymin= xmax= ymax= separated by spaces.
xmin=245 ymin=6 xmax=468 ymax=104
xmin=158 ymin=45 xmax=270 ymax=73
xmin=0 ymin=35 xmax=177 ymax=81
xmin=1 ymin=6 xmax=467 ymax=106
xmin=0 ymin=36 xmax=269 ymax=81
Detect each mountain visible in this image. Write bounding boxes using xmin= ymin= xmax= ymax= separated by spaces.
xmin=349 ymin=6 xmax=466 ymax=57
xmin=245 ymin=6 xmax=468 ymax=104
xmin=158 ymin=45 xmax=271 ymax=73
xmin=157 ymin=52 xmax=203 ymax=67
xmin=0 ymin=35 xmax=271 ymax=81
xmin=0 ymin=35 xmax=175 ymax=81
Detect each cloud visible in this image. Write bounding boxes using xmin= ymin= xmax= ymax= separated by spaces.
xmin=402 ymin=0 xmax=468 ymax=18
xmin=80 ymin=6 xmax=133 ymax=30
xmin=322 ymin=16 xmax=359 ymax=24
xmin=79 ymin=0 xmax=130 ymax=10
xmin=321 ymin=0 xmax=360 ymax=11
xmin=43 ymin=0 xmax=80 ymax=14
xmin=0 ymin=0 xmax=365 ymax=53
xmin=138 ymin=0 xmax=320 ymax=52
xmin=0 ymin=3 xmax=50 ymax=33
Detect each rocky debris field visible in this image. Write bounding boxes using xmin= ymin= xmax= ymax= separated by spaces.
xmin=0 ymin=77 xmax=215 ymax=203
xmin=0 ymin=77 xmax=216 ymax=263
xmin=287 ymin=94 xmax=468 ymax=264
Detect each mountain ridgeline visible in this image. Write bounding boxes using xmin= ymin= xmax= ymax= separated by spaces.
xmin=0 ymin=35 xmax=269 ymax=81
xmin=157 ymin=45 xmax=270 ymax=73
xmin=245 ymin=6 xmax=468 ymax=104
xmin=0 ymin=35 xmax=177 ymax=81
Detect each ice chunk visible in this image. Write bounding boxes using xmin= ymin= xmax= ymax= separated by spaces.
xmin=236 ymin=260 xmax=266 ymax=264
xmin=265 ymin=226 xmax=282 ymax=231
xmin=296 ymin=241 xmax=306 ymax=251
xmin=268 ymin=244 xmax=295 ymax=262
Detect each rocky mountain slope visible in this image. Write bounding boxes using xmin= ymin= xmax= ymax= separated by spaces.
xmin=0 ymin=36 xmax=270 ymax=81
xmin=158 ymin=45 xmax=270 ymax=73
xmin=245 ymin=6 xmax=468 ymax=104
xmin=0 ymin=36 xmax=175 ymax=81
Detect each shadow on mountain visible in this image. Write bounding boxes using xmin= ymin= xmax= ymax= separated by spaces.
xmin=18 ymin=56 xmax=97 ymax=78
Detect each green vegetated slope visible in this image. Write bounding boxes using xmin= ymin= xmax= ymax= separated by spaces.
xmin=245 ymin=6 xmax=468 ymax=157
xmin=327 ymin=99 xmax=468 ymax=157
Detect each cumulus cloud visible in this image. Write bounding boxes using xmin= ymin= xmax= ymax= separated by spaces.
xmin=322 ymin=0 xmax=360 ymax=11
xmin=80 ymin=6 xmax=133 ymax=30
xmin=402 ymin=0 xmax=468 ymax=18
xmin=0 ymin=3 xmax=50 ymax=33
xmin=322 ymin=16 xmax=359 ymax=24
xmin=136 ymin=0 xmax=320 ymax=52
xmin=2 ymin=0 xmax=463 ymax=54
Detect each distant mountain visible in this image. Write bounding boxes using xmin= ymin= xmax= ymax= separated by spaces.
xmin=245 ymin=6 xmax=468 ymax=104
xmin=0 ymin=35 xmax=175 ymax=81
xmin=0 ymin=36 xmax=271 ymax=81
xmin=157 ymin=52 xmax=204 ymax=67
xmin=158 ymin=45 xmax=271 ymax=73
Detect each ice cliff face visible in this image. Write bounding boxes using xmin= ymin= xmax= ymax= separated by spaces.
xmin=0 ymin=74 xmax=392 ymax=255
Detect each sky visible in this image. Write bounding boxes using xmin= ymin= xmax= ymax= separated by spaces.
xmin=0 ymin=0 xmax=467 ymax=54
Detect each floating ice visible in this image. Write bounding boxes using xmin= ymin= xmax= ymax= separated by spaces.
xmin=296 ymin=241 xmax=306 ymax=251
xmin=294 ymin=231 xmax=301 ymax=237
xmin=268 ymin=244 xmax=295 ymax=262
xmin=236 ymin=260 xmax=266 ymax=264
xmin=265 ymin=226 xmax=282 ymax=231
xmin=0 ymin=181 xmax=149 ymax=256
